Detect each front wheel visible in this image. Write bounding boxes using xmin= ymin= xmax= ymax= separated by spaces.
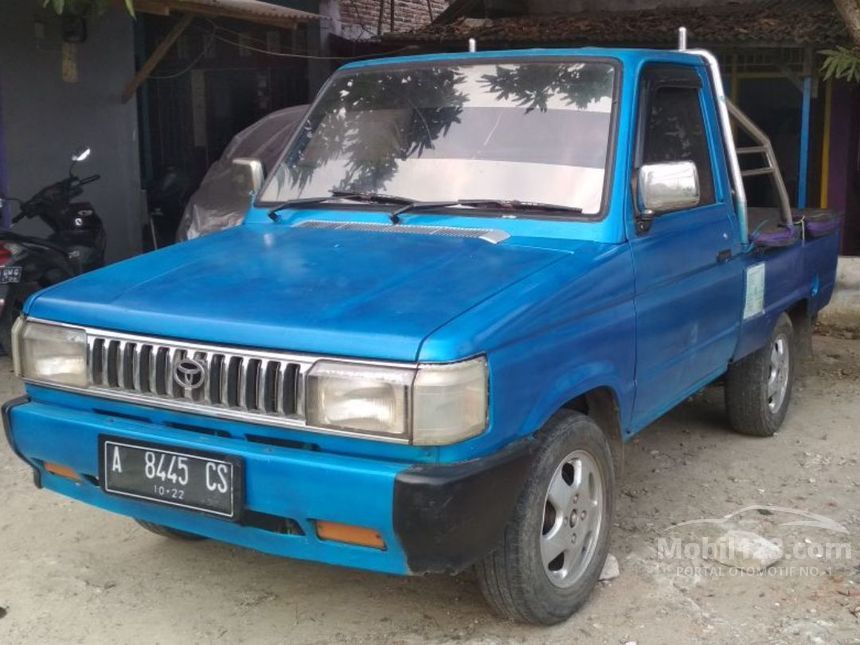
xmin=476 ymin=411 xmax=615 ymax=625
xmin=725 ymin=313 xmax=795 ymax=437
xmin=136 ymin=520 xmax=207 ymax=541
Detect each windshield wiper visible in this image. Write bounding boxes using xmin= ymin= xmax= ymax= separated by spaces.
xmin=266 ymin=195 xmax=344 ymax=221
xmin=268 ymin=191 xmax=453 ymax=224
xmin=267 ymin=193 xmax=584 ymax=224
xmin=265 ymin=191 xmax=403 ymax=221
xmin=456 ymin=199 xmax=584 ymax=216
xmin=330 ymin=191 xmax=465 ymax=224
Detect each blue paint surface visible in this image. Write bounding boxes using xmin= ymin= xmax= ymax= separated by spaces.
xmin=9 ymin=48 xmax=841 ymax=575
xmin=798 ymin=75 xmax=813 ymax=208
xmin=8 ymin=394 xmax=411 ymax=574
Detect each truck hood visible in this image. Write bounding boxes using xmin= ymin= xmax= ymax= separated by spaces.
xmin=26 ymin=224 xmax=566 ymax=361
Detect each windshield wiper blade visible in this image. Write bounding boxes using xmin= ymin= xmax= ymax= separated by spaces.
xmin=329 ymin=190 xmax=414 ymax=205
xmin=266 ymin=195 xmax=342 ymax=221
xmin=268 ymin=193 xmax=583 ymax=225
xmin=331 ymin=191 xmax=463 ymax=224
xmin=267 ymin=191 xmax=455 ymax=224
xmin=456 ymin=199 xmax=584 ymax=216
xmin=267 ymin=191 xmax=418 ymax=223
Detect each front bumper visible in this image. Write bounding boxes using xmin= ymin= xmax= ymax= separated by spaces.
xmin=3 ymin=394 xmax=533 ymax=576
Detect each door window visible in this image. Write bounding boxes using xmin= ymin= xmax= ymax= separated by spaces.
xmin=642 ymin=85 xmax=715 ymax=206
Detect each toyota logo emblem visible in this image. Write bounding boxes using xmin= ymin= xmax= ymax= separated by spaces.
xmin=173 ymin=357 xmax=207 ymax=390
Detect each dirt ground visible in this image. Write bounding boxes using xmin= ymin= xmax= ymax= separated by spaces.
xmin=0 ymin=333 xmax=858 ymax=645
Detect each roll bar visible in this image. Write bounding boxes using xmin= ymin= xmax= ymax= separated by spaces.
xmin=687 ymin=48 xmax=750 ymax=245
xmin=684 ymin=38 xmax=794 ymax=245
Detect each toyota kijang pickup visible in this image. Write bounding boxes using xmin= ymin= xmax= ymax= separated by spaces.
xmin=3 ymin=46 xmax=841 ymax=624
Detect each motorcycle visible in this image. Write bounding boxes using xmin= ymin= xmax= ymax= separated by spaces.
xmin=144 ymin=165 xmax=192 ymax=251
xmin=0 ymin=147 xmax=106 ymax=354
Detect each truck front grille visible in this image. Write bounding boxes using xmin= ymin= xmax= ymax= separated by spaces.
xmin=86 ymin=332 xmax=310 ymax=422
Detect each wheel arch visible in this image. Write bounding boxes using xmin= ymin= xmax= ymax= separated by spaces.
xmin=525 ymin=382 xmax=625 ymax=479
xmin=560 ymin=387 xmax=624 ymax=478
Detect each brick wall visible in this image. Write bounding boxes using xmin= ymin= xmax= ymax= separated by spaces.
xmin=339 ymin=0 xmax=449 ymax=38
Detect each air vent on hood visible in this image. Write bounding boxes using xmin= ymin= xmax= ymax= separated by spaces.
xmin=296 ymin=220 xmax=510 ymax=244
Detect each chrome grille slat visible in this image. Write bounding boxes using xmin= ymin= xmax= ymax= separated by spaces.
xmin=275 ymin=362 xmax=286 ymax=415
xmin=256 ymin=360 xmax=268 ymax=413
xmin=84 ymin=331 xmax=306 ymax=425
xmin=91 ymin=338 xmax=100 ymax=384
xmin=220 ymin=356 xmax=230 ymax=407
xmin=166 ymin=347 xmax=178 ymax=397
xmin=236 ymin=358 xmax=247 ymax=410
xmin=294 ymin=367 xmax=304 ymax=417
xmin=116 ymin=340 xmax=128 ymax=389
xmin=107 ymin=340 xmax=120 ymax=387
xmin=148 ymin=347 xmax=159 ymax=394
xmin=131 ymin=343 xmax=142 ymax=392
xmin=203 ymin=352 xmax=214 ymax=405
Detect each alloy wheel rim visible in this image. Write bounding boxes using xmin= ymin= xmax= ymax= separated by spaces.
xmin=767 ymin=334 xmax=790 ymax=413
xmin=540 ymin=449 xmax=604 ymax=588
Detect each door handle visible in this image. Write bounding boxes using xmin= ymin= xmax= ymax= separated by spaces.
xmin=716 ymin=249 xmax=732 ymax=263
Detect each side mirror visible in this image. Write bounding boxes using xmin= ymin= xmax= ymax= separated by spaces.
xmin=231 ymin=158 xmax=265 ymax=196
xmin=637 ymin=161 xmax=700 ymax=215
xmin=71 ymin=147 xmax=92 ymax=163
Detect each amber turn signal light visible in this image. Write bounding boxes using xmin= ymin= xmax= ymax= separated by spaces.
xmin=315 ymin=520 xmax=385 ymax=550
xmin=44 ymin=462 xmax=81 ymax=481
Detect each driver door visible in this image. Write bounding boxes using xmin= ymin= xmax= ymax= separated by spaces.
xmin=630 ymin=64 xmax=743 ymax=429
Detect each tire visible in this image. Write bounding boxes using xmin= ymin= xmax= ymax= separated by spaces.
xmin=476 ymin=411 xmax=615 ymax=625
xmin=135 ymin=520 xmax=207 ymax=541
xmin=725 ymin=313 xmax=795 ymax=437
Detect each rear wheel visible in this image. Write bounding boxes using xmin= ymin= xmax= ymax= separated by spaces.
xmin=725 ymin=313 xmax=795 ymax=437
xmin=476 ymin=411 xmax=614 ymax=625
xmin=135 ymin=520 xmax=207 ymax=541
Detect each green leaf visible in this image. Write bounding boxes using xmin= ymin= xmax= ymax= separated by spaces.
xmin=50 ymin=0 xmax=65 ymax=14
xmin=819 ymin=46 xmax=860 ymax=84
xmin=124 ymin=0 xmax=135 ymax=17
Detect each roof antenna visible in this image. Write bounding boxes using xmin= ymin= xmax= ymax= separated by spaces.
xmin=677 ymin=26 xmax=687 ymax=51
xmin=468 ymin=38 xmax=477 ymax=53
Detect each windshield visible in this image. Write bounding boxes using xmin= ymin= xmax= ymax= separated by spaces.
xmin=259 ymin=60 xmax=617 ymax=215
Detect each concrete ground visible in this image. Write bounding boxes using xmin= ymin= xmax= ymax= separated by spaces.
xmin=0 ymin=334 xmax=858 ymax=645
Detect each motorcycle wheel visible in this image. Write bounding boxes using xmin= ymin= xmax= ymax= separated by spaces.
xmin=0 ymin=267 xmax=71 ymax=356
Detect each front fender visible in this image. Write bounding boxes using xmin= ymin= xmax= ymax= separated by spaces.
xmin=521 ymin=362 xmax=629 ymax=438
xmin=424 ymin=244 xmax=638 ymax=463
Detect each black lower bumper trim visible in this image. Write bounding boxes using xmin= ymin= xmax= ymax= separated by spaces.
xmin=2 ymin=395 xmax=41 ymax=488
xmin=393 ymin=438 xmax=535 ymax=575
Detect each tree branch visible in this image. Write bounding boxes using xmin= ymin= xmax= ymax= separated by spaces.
xmin=834 ymin=0 xmax=860 ymax=45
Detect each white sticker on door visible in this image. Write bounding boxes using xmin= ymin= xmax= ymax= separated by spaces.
xmin=744 ymin=263 xmax=766 ymax=320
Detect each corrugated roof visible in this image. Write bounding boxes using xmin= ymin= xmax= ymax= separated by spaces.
xmin=383 ymin=0 xmax=849 ymax=47
xmin=135 ymin=0 xmax=320 ymax=28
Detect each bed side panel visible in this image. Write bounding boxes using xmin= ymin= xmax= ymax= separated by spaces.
xmin=733 ymin=234 xmax=837 ymax=361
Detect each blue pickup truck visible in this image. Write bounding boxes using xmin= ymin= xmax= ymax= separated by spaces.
xmin=3 ymin=45 xmax=840 ymax=624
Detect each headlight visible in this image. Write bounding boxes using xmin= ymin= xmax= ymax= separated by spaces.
xmin=306 ymin=362 xmax=413 ymax=438
xmin=13 ymin=319 xmax=88 ymax=388
xmin=306 ymin=356 xmax=488 ymax=445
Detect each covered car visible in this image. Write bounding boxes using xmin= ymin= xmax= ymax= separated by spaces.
xmin=176 ymin=104 xmax=308 ymax=242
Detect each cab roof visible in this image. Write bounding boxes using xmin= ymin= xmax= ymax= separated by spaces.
xmin=339 ymin=47 xmax=705 ymax=72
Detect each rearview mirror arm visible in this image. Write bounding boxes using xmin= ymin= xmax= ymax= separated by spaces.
xmin=631 ymin=169 xmax=655 ymax=235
